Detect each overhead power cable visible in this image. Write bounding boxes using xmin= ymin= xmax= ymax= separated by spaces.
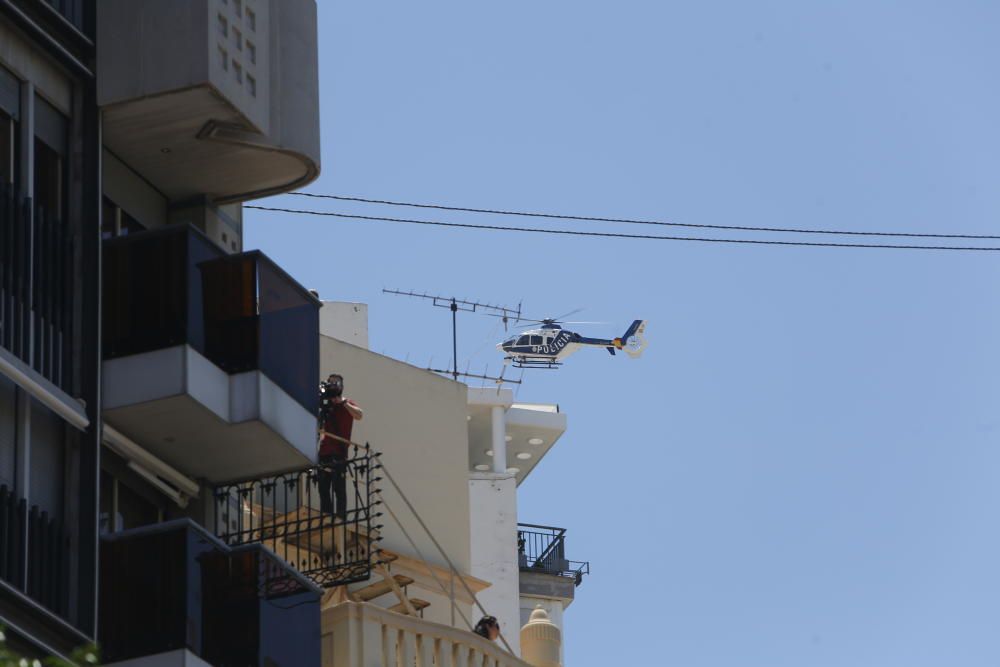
xmin=245 ymin=205 xmax=1000 ymax=252
xmin=288 ymin=191 xmax=1000 ymax=241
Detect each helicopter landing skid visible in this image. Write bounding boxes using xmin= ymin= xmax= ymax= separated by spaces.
xmin=507 ymin=357 xmax=562 ymax=370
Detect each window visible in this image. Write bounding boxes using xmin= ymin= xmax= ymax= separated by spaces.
xmin=34 ymin=96 xmax=67 ymax=219
xmin=233 ymin=27 xmax=242 ymax=50
xmin=529 ymin=336 xmax=542 ymax=345
xmin=233 ymin=60 xmax=243 ymax=84
xmin=247 ymin=75 xmax=256 ymax=97
xmin=233 ymin=0 xmax=242 ymax=16
xmin=218 ymin=45 xmax=228 ymax=71
xmin=102 ymin=197 xmax=147 ymax=240
xmin=516 ymin=336 xmax=528 ymax=346
xmin=218 ymin=13 xmax=228 ymax=37
xmin=246 ymin=7 xmax=255 ymax=31
xmin=29 ymin=399 xmax=65 ymax=519
xmin=116 ymin=482 xmax=159 ymax=532
xmin=0 ymin=66 xmax=17 ymax=185
xmin=246 ymin=41 xmax=256 ymax=64
xmin=99 ymin=469 xmax=114 ymax=534
xmin=0 ymin=375 xmax=15 ymax=491
xmin=100 ymin=460 xmax=165 ymax=534
xmin=0 ymin=110 xmax=14 ymax=186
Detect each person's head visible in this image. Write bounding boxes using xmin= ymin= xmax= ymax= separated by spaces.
xmin=474 ymin=616 xmax=499 ymax=641
xmin=326 ymin=373 xmax=344 ymax=396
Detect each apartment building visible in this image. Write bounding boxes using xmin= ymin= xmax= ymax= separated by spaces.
xmin=0 ymin=1 xmax=584 ymax=665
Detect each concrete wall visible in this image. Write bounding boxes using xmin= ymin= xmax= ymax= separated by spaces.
xmin=319 ymin=336 xmax=473 ymax=627
xmin=103 ymin=149 xmax=168 ymax=229
xmin=319 ymin=302 xmax=369 ymax=349
xmin=469 ymin=472 xmax=521 ymax=655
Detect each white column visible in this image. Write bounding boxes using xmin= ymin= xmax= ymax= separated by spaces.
xmin=491 ymin=405 xmax=506 ymax=473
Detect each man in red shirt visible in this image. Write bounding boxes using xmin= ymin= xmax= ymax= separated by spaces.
xmin=318 ymin=373 xmax=363 ymax=519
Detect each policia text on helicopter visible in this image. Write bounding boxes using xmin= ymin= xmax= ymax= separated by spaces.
xmin=317 ymin=374 xmax=363 ymax=519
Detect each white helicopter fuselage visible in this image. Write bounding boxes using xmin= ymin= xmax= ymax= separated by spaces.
xmin=497 ymin=320 xmax=646 ymax=367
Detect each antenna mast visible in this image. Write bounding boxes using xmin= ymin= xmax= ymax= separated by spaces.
xmin=383 ymin=289 xmax=521 ymax=381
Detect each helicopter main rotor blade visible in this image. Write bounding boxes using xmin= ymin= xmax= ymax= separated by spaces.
xmin=551 ymin=308 xmax=584 ymax=322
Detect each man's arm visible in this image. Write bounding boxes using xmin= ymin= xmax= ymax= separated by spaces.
xmin=341 ymin=398 xmax=363 ymax=421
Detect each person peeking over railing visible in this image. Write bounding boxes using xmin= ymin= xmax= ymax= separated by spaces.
xmin=474 ymin=616 xmax=500 ymax=642
xmin=317 ymin=373 xmax=363 ymax=520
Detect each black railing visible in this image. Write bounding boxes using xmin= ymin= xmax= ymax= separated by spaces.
xmin=517 ymin=523 xmax=589 ymax=586
xmin=213 ymin=446 xmax=380 ymax=589
xmin=103 ymin=224 xmax=319 ymax=413
xmin=100 ymin=520 xmax=321 ymax=666
xmin=0 ymin=485 xmax=70 ymax=618
xmin=0 ymin=183 xmax=74 ymax=392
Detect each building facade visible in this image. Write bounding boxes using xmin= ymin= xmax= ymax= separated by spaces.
xmin=0 ymin=2 xmax=586 ymax=665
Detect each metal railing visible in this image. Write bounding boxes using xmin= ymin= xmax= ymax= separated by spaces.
xmin=517 ymin=523 xmax=589 ymax=586
xmin=212 ymin=445 xmax=381 ymax=589
xmin=0 ymin=183 xmax=74 ymax=392
xmin=0 ymin=484 xmax=70 ymax=619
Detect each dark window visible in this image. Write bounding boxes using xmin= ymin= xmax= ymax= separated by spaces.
xmin=116 ymin=480 xmax=159 ymax=532
xmin=0 ymin=111 xmax=14 ymax=186
xmin=529 ymin=335 xmax=542 ymax=345
xmin=102 ymin=197 xmax=147 ymax=240
xmin=33 ymin=96 xmax=67 ymax=219
xmin=28 ymin=399 xmax=64 ymax=519
xmin=0 ymin=67 xmax=17 ymax=187
xmin=0 ymin=374 xmax=15 ymax=491
xmin=99 ymin=469 xmax=113 ymax=535
xmin=516 ymin=336 xmax=528 ymax=346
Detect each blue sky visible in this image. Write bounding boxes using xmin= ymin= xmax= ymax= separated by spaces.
xmin=247 ymin=2 xmax=1000 ymax=664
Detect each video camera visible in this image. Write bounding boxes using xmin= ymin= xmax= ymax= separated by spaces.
xmin=318 ymin=375 xmax=343 ymax=420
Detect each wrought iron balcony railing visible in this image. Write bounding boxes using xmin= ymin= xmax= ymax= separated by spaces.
xmin=517 ymin=523 xmax=589 ymax=586
xmin=213 ymin=445 xmax=381 ymax=589
xmin=0 ymin=182 xmax=75 ymax=392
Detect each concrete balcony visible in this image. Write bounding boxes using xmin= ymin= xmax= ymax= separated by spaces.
xmin=96 ymin=0 xmax=320 ymax=203
xmin=101 ymin=225 xmax=319 ymax=483
xmin=324 ymin=601 xmax=532 ymax=667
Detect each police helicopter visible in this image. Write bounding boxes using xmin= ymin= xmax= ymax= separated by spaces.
xmin=497 ymin=310 xmax=647 ymax=369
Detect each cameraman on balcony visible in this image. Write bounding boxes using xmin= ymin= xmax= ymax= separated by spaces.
xmin=318 ymin=373 xmax=363 ymax=520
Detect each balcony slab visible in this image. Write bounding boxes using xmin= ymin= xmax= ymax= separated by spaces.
xmin=103 ymin=345 xmax=314 ymax=482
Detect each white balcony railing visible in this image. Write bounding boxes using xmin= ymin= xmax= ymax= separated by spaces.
xmin=323 ymin=601 xmax=532 ymax=667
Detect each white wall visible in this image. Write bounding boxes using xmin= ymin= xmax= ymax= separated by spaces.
xmin=319 ymin=336 xmax=473 ymax=628
xmin=469 ymin=471 xmax=521 ymax=655
xmin=319 ymin=302 xmax=369 ymax=349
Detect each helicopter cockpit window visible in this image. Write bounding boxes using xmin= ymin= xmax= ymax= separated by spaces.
xmin=516 ymin=336 xmax=529 ymax=346
xmin=529 ymin=335 xmax=542 ymax=345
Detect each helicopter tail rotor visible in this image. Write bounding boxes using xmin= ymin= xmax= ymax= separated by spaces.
xmin=613 ymin=319 xmax=647 ymax=358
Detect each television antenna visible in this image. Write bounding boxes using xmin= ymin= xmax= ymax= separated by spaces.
xmin=383 ymin=288 xmax=521 ymax=383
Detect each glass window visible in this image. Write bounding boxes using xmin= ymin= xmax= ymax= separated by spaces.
xmin=0 ymin=375 xmax=15 ymax=491
xmin=29 ymin=399 xmax=64 ymax=519
xmin=529 ymin=336 xmax=542 ymax=345
xmin=116 ymin=480 xmax=159 ymax=531
xmin=0 ymin=111 xmax=14 ymax=186
xmin=99 ymin=469 xmax=114 ymax=534
xmin=516 ymin=336 xmax=528 ymax=346
xmin=34 ymin=139 xmax=63 ymax=218
xmin=102 ymin=197 xmax=147 ymax=239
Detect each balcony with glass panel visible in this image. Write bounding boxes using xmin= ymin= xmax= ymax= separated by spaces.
xmin=101 ymin=224 xmax=319 ymax=483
